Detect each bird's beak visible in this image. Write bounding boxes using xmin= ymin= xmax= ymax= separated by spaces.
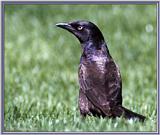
xmin=56 ymin=22 xmax=74 ymax=32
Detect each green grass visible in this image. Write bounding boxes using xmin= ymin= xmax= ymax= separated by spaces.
xmin=4 ymin=4 xmax=157 ymax=132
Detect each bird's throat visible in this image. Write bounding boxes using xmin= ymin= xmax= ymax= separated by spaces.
xmin=82 ymin=40 xmax=109 ymax=54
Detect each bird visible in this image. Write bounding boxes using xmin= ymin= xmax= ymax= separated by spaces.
xmin=56 ymin=20 xmax=146 ymax=122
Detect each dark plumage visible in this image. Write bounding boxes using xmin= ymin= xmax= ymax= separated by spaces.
xmin=56 ymin=20 xmax=146 ymax=122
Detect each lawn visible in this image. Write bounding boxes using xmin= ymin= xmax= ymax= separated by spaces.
xmin=4 ymin=4 xmax=157 ymax=132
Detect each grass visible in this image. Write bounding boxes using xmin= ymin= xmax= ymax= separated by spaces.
xmin=4 ymin=4 xmax=157 ymax=132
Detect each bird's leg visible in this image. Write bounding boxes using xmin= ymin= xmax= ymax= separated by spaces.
xmin=78 ymin=89 xmax=92 ymax=116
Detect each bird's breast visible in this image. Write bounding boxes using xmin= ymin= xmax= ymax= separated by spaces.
xmin=87 ymin=55 xmax=107 ymax=73
xmin=79 ymin=54 xmax=107 ymax=81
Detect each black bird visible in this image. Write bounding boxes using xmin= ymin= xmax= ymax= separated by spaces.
xmin=56 ymin=20 xmax=146 ymax=122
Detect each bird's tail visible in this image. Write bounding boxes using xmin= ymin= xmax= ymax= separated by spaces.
xmin=111 ymin=105 xmax=146 ymax=122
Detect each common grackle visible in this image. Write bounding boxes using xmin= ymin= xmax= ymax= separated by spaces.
xmin=56 ymin=20 xmax=146 ymax=122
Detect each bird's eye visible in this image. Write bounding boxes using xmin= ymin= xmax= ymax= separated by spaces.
xmin=77 ymin=26 xmax=83 ymax=31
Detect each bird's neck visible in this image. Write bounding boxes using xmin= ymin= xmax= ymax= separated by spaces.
xmin=81 ymin=40 xmax=103 ymax=50
xmin=81 ymin=41 xmax=111 ymax=58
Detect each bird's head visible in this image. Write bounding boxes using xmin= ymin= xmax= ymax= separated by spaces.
xmin=56 ymin=20 xmax=104 ymax=45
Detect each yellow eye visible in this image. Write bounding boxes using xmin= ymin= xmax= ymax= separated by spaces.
xmin=77 ymin=26 xmax=83 ymax=31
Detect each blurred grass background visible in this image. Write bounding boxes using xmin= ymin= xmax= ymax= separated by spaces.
xmin=4 ymin=4 xmax=157 ymax=132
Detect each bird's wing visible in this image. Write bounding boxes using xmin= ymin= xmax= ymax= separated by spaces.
xmin=79 ymin=60 xmax=122 ymax=116
xmin=104 ymin=60 xmax=122 ymax=105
